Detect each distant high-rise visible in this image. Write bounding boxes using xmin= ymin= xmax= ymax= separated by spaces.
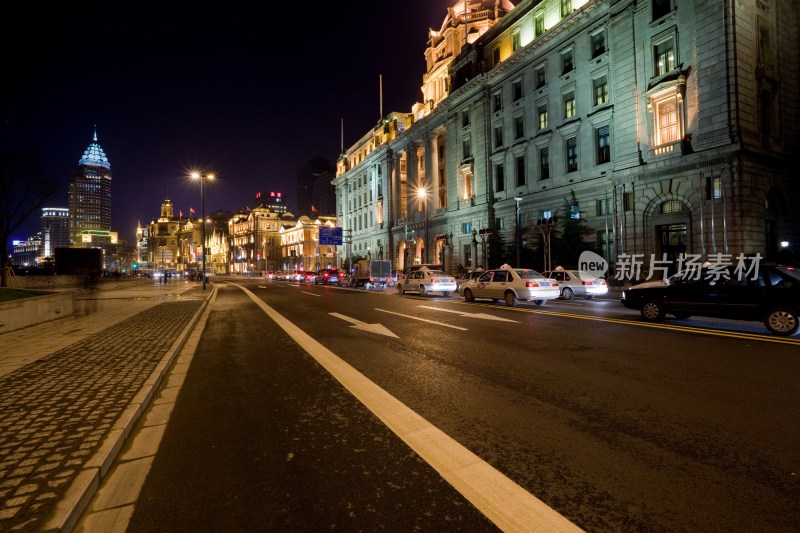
xmin=68 ymin=129 xmax=112 ymax=244
xmin=296 ymin=156 xmax=335 ymax=217
xmin=41 ymin=207 xmax=69 ymax=258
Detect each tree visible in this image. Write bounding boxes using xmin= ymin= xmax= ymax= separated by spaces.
xmin=0 ymin=151 xmax=59 ymax=286
xmin=551 ymin=192 xmax=597 ymax=268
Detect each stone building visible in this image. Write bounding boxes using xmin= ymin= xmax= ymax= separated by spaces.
xmin=334 ymin=0 xmax=799 ymax=276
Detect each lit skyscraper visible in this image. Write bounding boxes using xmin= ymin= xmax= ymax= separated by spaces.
xmin=68 ymin=129 xmax=112 ymax=244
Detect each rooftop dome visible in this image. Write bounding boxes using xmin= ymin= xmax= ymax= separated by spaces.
xmin=78 ymin=128 xmax=111 ymax=168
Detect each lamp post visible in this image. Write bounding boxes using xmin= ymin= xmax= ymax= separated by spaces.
xmin=191 ymin=172 xmax=214 ymax=290
xmin=514 ymin=197 xmax=523 ymax=267
xmin=417 ymin=187 xmax=429 ymax=263
xmin=536 ymin=217 xmax=556 ymax=272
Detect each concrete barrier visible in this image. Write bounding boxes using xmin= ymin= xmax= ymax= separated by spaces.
xmin=0 ymin=291 xmax=76 ymax=333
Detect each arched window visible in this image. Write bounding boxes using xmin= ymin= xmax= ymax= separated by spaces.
xmin=660 ymin=200 xmax=685 ymax=214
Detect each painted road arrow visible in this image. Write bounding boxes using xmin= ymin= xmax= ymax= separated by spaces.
xmin=417 ymin=305 xmax=519 ymax=323
xmin=329 ymin=313 xmax=399 ymax=338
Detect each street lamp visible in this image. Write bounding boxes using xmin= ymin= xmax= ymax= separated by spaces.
xmin=417 ymin=186 xmax=429 ymax=263
xmin=514 ymin=197 xmax=523 ymax=266
xmin=191 ymin=172 xmax=214 ymax=290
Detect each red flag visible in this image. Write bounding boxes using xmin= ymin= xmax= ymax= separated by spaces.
xmin=179 ymin=210 xmax=183 ymax=218
xmin=190 ymin=207 xmax=196 ymax=214
xmin=311 ymin=205 xmax=318 ymax=213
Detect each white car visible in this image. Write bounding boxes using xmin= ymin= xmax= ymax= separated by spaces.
xmin=543 ymin=267 xmax=608 ymax=300
xmin=461 ymin=264 xmax=560 ymax=307
xmin=397 ymin=269 xmax=457 ymax=296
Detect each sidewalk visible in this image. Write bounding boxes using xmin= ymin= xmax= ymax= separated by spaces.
xmin=0 ymin=277 xmax=212 ymax=531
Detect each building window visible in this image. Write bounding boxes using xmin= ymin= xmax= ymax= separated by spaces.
xmin=593 ymin=76 xmax=609 ymax=106
xmin=561 ymin=0 xmax=572 ymax=18
xmin=591 ymin=31 xmax=606 ymax=58
xmin=652 ymin=0 xmax=673 ymax=21
xmin=494 ymin=125 xmax=504 ymax=149
xmin=515 ymin=156 xmax=525 ymax=187
xmin=623 ymin=192 xmax=634 ymax=211
xmin=706 ymin=176 xmax=722 ymax=200
xmin=596 ymin=198 xmax=611 ymax=216
xmin=596 ymin=125 xmax=611 ymax=164
xmin=493 ymin=47 xmax=501 ymax=65
xmin=512 ymin=31 xmax=521 ymax=52
xmin=539 ymin=147 xmax=550 ymax=180
xmin=656 ymin=97 xmax=679 ymax=145
xmin=512 ymin=79 xmax=523 ymax=101
xmin=538 ymin=104 xmax=548 ymax=130
xmin=534 ymin=13 xmax=545 ymax=36
xmin=535 ymin=65 xmax=546 ymax=88
xmin=495 ymin=163 xmax=505 ymax=192
xmin=514 ymin=115 xmax=524 ymax=139
xmin=654 ymin=37 xmax=676 ymax=77
xmin=566 ymin=137 xmax=578 ymax=172
xmin=561 ymin=50 xmax=574 ymax=75
xmin=563 ymin=91 xmax=576 ymax=119
xmin=462 ymin=108 xmax=470 ymax=128
xmin=660 ymin=200 xmax=685 ymax=214
xmin=493 ymin=92 xmax=503 ymax=112
xmin=462 ymin=136 xmax=472 ymax=160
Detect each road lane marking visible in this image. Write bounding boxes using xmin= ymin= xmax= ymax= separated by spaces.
xmin=374 ymin=308 xmax=469 ymax=331
xmin=301 ymin=291 xmax=321 ymax=297
xmin=457 ymin=301 xmax=800 ymax=345
xmin=417 ymin=305 xmax=519 ymax=323
xmin=329 ymin=312 xmax=399 ymax=338
xmin=235 ymin=283 xmax=582 ymax=533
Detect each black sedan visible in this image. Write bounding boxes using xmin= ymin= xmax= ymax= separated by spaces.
xmin=620 ymin=264 xmax=800 ymax=336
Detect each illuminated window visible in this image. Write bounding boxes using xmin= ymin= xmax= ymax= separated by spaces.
xmin=563 ymin=92 xmax=576 ymax=119
xmin=654 ymin=37 xmax=676 ymax=76
xmin=657 ymin=98 xmax=678 ymax=144
xmin=660 ymin=200 xmax=685 ymax=214
xmin=534 ymin=13 xmax=545 ymax=36
xmin=561 ymin=0 xmax=572 ymax=18
xmin=538 ymin=104 xmax=548 ymax=130
xmin=593 ymin=76 xmax=609 ymax=106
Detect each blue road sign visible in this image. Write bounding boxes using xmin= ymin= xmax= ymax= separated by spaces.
xmin=319 ymin=226 xmax=343 ymax=245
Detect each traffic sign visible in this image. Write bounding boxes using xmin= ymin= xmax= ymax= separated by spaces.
xmin=319 ymin=226 xmax=343 ymax=245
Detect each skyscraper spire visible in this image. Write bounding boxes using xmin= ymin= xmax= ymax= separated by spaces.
xmin=93 ymin=125 xmax=98 ymax=142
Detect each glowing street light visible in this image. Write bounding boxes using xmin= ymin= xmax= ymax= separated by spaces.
xmin=191 ymin=172 xmax=214 ymax=290
xmin=417 ymin=186 xmax=429 ymax=263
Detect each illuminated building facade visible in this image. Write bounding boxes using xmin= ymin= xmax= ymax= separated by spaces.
xmin=279 ymin=216 xmax=338 ymax=272
xmin=68 ymin=130 xmax=112 ymax=245
xmin=335 ymin=0 xmax=799 ymax=275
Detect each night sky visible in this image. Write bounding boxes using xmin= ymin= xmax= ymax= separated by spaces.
xmin=3 ymin=1 xmax=453 ymax=246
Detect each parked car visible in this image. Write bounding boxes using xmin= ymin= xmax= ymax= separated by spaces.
xmin=396 ymin=268 xmax=457 ymax=296
xmin=456 ymin=269 xmax=485 ymax=295
xmin=620 ymin=264 xmax=800 ymax=336
xmin=543 ymin=267 xmax=608 ymax=300
xmin=264 ymin=271 xmax=276 ymax=280
xmin=314 ymin=268 xmax=340 ymax=285
xmin=461 ymin=264 xmax=560 ymax=307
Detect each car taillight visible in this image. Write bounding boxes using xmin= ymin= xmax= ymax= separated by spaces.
xmin=600 ymin=280 xmax=607 ymax=286
xmin=582 ymin=281 xmax=592 ymax=285
xmin=526 ymin=281 xmax=539 ymax=287
xmin=370 ymin=277 xmax=375 ymax=282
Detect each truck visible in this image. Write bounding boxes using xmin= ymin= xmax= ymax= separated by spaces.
xmin=54 ymin=247 xmax=103 ymax=278
xmin=353 ymin=259 xmax=392 ymax=289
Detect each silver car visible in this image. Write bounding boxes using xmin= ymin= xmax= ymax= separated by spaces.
xmin=397 ymin=269 xmax=457 ymax=296
xmin=543 ymin=268 xmax=608 ymax=300
xmin=461 ymin=265 xmax=559 ymax=307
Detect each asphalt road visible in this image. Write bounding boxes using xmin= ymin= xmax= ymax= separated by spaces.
xmin=129 ymin=278 xmax=800 ymax=532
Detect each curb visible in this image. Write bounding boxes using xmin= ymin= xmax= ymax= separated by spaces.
xmin=47 ymin=285 xmax=217 ymax=532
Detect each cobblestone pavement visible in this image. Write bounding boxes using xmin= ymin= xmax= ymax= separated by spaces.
xmin=0 ymin=283 xmax=209 ymax=532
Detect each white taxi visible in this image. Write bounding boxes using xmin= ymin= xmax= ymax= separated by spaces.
xmin=461 ymin=264 xmax=559 ymax=307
